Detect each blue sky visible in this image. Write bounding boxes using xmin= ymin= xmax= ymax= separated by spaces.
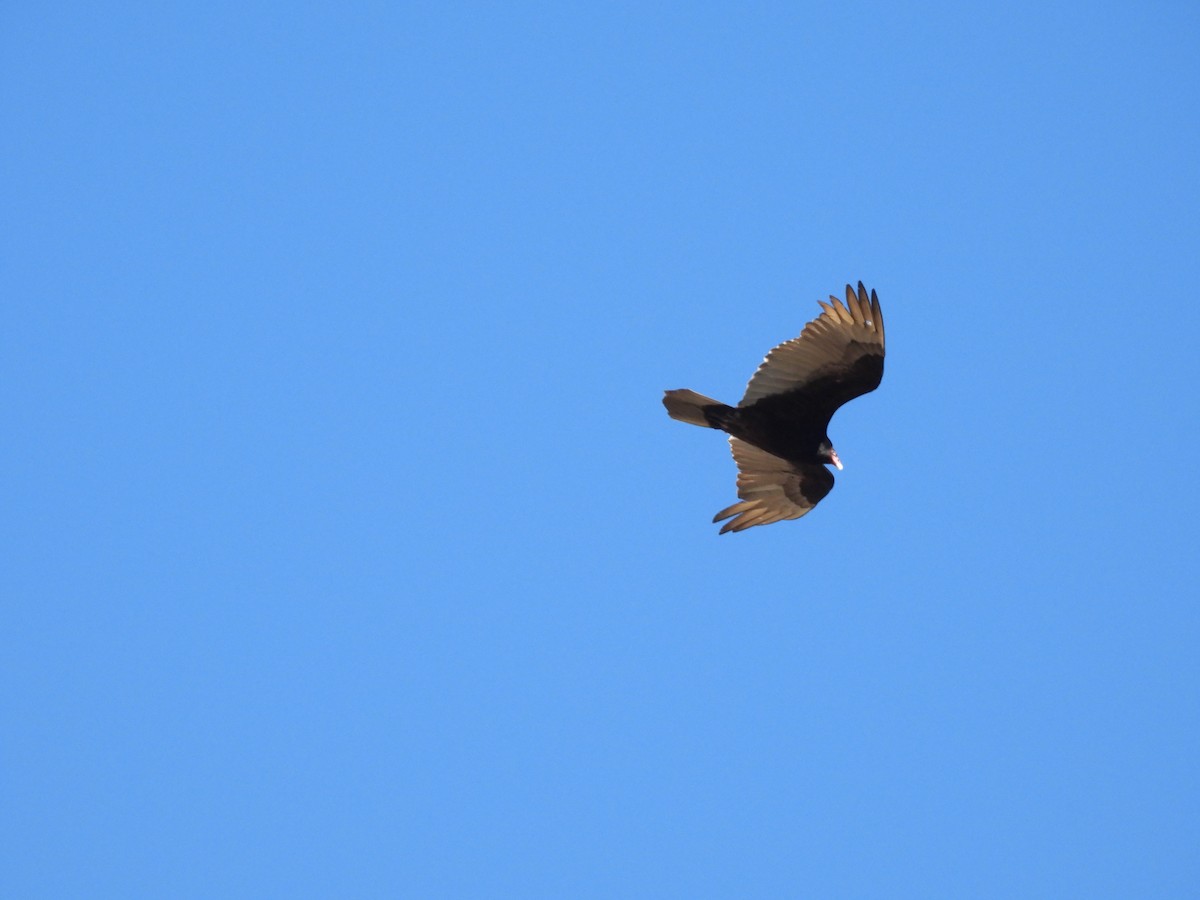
xmin=3 ymin=1 xmax=1199 ymax=896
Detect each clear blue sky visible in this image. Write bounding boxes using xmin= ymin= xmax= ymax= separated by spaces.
xmin=3 ymin=2 xmax=1199 ymax=897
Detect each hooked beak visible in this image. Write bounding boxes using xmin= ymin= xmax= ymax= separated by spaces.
xmin=828 ymin=449 xmax=843 ymax=470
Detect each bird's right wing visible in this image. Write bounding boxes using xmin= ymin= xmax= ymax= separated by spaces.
xmin=739 ymin=282 xmax=884 ymax=408
xmin=712 ymin=438 xmax=835 ymax=534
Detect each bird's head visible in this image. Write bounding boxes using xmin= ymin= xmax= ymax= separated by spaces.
xmin=818 ymin=439 xmax=843 ymax=470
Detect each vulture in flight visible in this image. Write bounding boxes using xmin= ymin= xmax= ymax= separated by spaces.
xmin=663 ymin=282 xmax=885 ymax=533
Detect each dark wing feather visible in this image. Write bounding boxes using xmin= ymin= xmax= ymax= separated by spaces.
xmin=712 ymin=438 xmax=835 ymax=534
xmin=739 ymin=282 xmax=885 ymax=409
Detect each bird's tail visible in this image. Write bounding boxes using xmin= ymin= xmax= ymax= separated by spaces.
xmin=662 ymin=389 xmax=735 ymax=429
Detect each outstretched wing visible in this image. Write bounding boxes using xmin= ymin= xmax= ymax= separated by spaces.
xmin=712 ymin=438 xmax=835 ymax=534
xmin=739 ymin=282 xmax=885 ymax=410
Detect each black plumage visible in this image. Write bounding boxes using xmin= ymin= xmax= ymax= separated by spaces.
xmin=663 ymin=282 xmax=885 ymax=533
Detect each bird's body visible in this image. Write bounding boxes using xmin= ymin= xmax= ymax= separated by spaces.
xmin=663 ymin=282 xmax=885 ymax=533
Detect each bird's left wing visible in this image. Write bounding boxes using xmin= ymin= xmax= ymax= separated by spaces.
xmin=712 ymin=438 xmax=835 ymax=534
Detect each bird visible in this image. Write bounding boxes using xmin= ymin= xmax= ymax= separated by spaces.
xmin=663 ymin=282 xmax=885 ymax=533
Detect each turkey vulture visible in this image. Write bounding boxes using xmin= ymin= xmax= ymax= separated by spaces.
xmin=663 ymin=282 xmax=885 ymax=533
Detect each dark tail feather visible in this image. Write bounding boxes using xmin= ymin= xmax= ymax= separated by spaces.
xmin=662 ymin=389 xmax=736 ymax=429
